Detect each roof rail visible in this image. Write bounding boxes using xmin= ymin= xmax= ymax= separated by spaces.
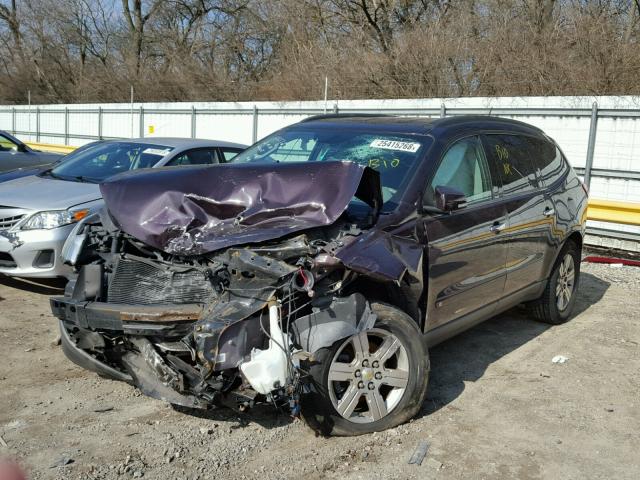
xmin=299 ymin=113 xmax=395 ymax=123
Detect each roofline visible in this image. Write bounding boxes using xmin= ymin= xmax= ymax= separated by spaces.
xmin=296 ymin=113 xmax=546 ymax=135
xmin=431 ymin=114 xmax=545 ymax=131
xmin=299 ymin=113 xmax=395 ymax=123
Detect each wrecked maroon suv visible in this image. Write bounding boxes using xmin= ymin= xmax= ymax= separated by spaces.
xmin=51 ymin=115 xmax=588 ymax=436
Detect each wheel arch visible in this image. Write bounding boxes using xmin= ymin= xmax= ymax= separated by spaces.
xmin=544 ymin=230 xmax=583 ymax=279
xmin=342 ymin=276 xmax=423 ymax=330
xmin=565 ymin=230 xmax=583 ymax=252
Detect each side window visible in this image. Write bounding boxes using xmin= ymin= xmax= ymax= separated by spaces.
xmin=0 ymin=134 xmax=19 ymax=152
xmin=484 ymin=134 xmax=538 ymax=195
xmin=168 ymin=148 xmax=218 ymax=166
xmin=220 ymin=148 xmax=243 ymax=162
xmin=527 ymin=137 xmax=568 ymax=187
xmin=426 ymin=136 xmax=493 ymax=206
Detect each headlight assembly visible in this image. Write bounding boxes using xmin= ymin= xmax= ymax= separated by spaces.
xmin=20 ymin=209 xmax=90 ymax=230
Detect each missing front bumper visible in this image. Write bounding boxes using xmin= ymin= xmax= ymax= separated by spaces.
xmin=58 ymin=320 xmax=133 ymax=383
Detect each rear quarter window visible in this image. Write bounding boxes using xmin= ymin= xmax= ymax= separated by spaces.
xmin=528 ymin=137 xmax=568 ymax=187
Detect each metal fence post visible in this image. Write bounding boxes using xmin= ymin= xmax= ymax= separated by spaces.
xmin=584 ymin=102 xmax=598 ymax=188
xmin=252 ymin=105 xmax=258 ymax=143
xmin=36 ymin=107 xmax=40 ymax=142
xmin=191 ymin=106 xmax=196 ymax=138
xmin=11 ymin=107 xmax=15 ymax=134
xmin=440 ymin=103 xmax=446 ymax=118
xmin=64 ymin=107 xmax=69 ymax=145
xmin=139 ymin=106 xmax=144 ymax=137
xmin=98 ymin=107 xmax=103 ymax=140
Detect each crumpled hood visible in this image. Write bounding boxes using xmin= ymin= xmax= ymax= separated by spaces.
xmin=100 ymin=161 xmax=381 ymax=255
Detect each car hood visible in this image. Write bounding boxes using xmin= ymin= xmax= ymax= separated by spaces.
xmin=0 ymin=175 xmax=101 ymax=211
xmin=0 ymin=166 xmax=49 ymax=184
xmin=100 ymin=161 xmax=382 ymax=255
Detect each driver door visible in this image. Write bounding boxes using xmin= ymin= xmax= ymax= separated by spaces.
xmin=422 ymin=135 xmax=509 ymax=334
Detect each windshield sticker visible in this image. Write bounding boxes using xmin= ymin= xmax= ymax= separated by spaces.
xmin=370 ymin=139 xmax=421 ymax=153
xmin=143 ymin=147 xmax=171 ymax=156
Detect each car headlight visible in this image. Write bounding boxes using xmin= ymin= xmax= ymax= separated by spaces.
xmin=20 ymin=209 xmax=90 ymax=230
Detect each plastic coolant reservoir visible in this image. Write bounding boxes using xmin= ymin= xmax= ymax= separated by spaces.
xmin=239 ymin=304 xmax=290 ymax=395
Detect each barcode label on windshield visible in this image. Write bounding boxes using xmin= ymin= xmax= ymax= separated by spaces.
xmin=143 ymin=148 xmax=171 ymax=156
xmin=370 ymin=139 xmax=421 ymax=153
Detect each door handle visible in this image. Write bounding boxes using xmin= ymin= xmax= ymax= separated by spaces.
xmin=543 ymin=207 xmax=555 ymax=217
xmin=490 ymin=222 xmax=506 ymax=233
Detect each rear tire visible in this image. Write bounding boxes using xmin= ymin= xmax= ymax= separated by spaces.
xmin=528 ymin=241 xmax=581 ymax=325
xmin=301 ymin=302 xmax=429 ymax=436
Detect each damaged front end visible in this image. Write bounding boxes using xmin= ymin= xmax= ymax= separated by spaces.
xmin=51 ymin=161 xmax=410 ymax=415
xmin=52 ymin=232 xmax=376 ymax=412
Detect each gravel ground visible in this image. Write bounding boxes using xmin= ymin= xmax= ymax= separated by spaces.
xmin=0 ymin=261 xmax=639 ymax=480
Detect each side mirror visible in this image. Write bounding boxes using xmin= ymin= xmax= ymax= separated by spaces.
xmin=435 ymin=185 xmax=467 ymax=212
xmin=17 ymin=144 xmax=28 ymax=153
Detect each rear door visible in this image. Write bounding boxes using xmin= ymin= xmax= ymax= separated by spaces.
xmin=534 ymin=138 xmax=575 ymax=274
xmin=423 ymin=135 xmax=508 ymax=331
xmin=482 ymin=133 xmax=549 ymax=297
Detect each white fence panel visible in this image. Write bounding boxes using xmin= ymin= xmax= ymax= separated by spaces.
xmin=195 ymin=113 xmax=253 ymax=144
xmin=102 ymin=110 xmax=141 ymax=139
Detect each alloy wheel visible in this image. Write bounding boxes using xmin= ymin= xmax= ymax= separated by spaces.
xmin=556 ymin=253 xmax=575 ymax=312
xmin=327 ymin=328 xmax=409 ymax=424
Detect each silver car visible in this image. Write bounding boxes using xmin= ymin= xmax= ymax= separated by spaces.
xmin=0 ymin=137 xmax=246 ymax=279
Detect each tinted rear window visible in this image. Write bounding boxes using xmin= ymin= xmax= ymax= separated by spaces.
xmin=527 ymin=137 xmax=568 ymax=187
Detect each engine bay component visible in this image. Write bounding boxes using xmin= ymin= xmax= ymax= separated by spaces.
xmin=239 ymin=303 xmax=294 ymax=395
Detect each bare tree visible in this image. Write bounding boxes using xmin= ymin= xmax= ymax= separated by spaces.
xmin=121 ymin=0 xmax=164 ymax=76
xmin=1 ymin=0 xmax=640 ymax=103
xmin=0 ymin=0 xmax=22 ymax=55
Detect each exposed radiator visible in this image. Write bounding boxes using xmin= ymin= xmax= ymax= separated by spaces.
xmin=107 ymin=257 xmax=215 ymax=305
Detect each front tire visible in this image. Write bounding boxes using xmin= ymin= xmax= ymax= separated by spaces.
xmin=301 ymin=302 xmax=429 ymax=436
xmin=528 ymin=241 xmax=581 ymax=324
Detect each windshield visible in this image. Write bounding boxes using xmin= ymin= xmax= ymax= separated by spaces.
xmin=46 ymin=142 xmax=174 ymax=183
xmin=231 ymin=127 xmax=429 ymax=210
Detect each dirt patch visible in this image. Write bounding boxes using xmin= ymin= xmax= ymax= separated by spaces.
xmin=0 ymin=263 xmax=639 ymax=479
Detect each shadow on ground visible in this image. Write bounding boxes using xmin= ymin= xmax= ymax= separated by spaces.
xmin=0 ymin=274 xmax=66 ymax=296
xmin=420 ymin=272 xmax=609 ymax=417
xmin=172 ymin=403 xmax=294 ymax=430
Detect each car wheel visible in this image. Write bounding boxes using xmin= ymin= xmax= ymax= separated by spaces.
xmin=301 ymin=302 xmax=429 ymax=436
xmin=528 ymin=241 xmax=581 ymax=325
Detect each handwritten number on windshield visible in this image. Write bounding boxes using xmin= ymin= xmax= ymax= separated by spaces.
xmin=368 ymin=158 xmax=400 ymax=169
